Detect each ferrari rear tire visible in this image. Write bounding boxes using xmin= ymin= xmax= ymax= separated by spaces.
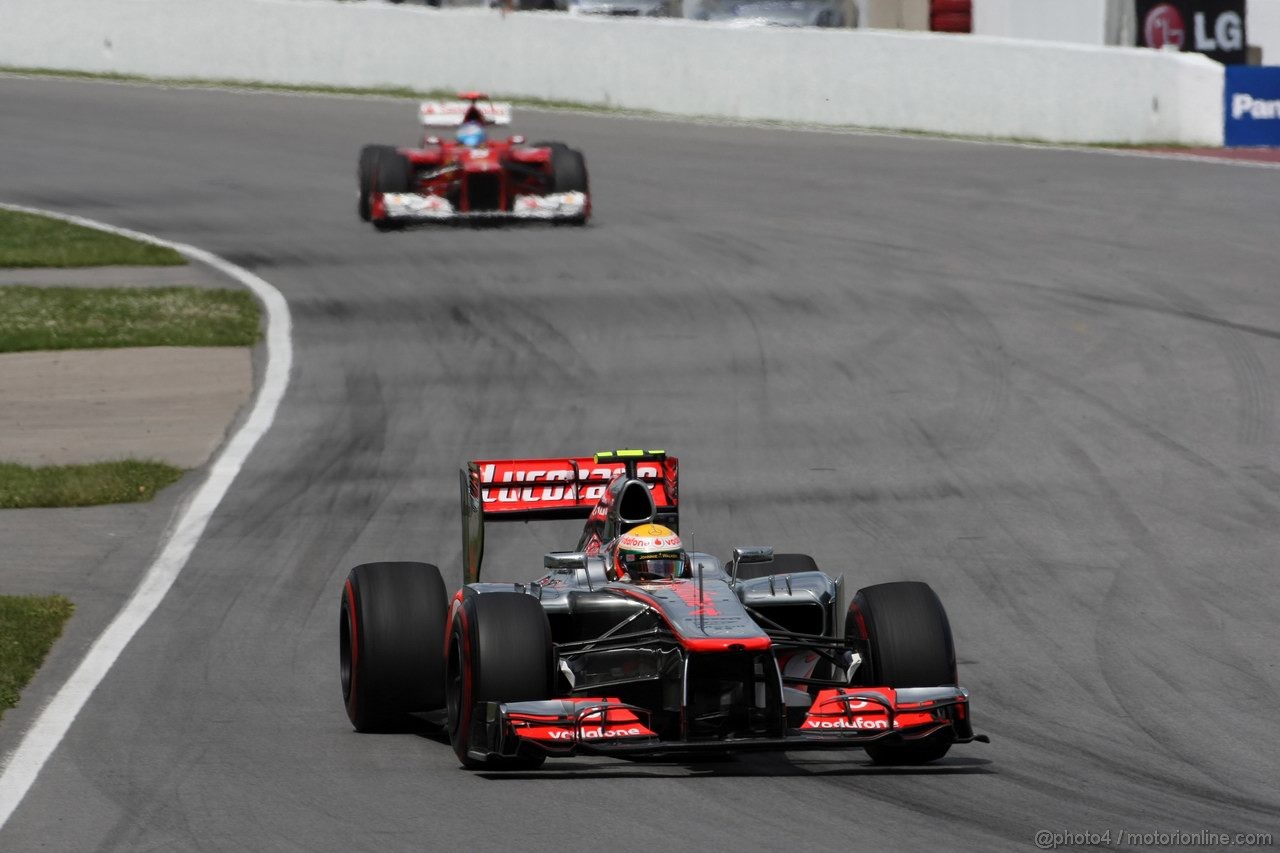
xmin=357 ymin=144 xmax=397 ymax=222
xmin=847 ymin=581 xmax=957 ymax=765
xmin=340 ymin=561 xmax=448 ymax=732
xmin=446 ymin=592 xmax=554 ymax=770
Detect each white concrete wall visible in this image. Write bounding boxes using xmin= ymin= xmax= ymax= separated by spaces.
xmin=1251 ymin=0 xmax=1280 ymax=64
xmin=0 ymin=0 xmax=1224 ymax=145
xmin=975 ymin=0 xmax=1111 ymax=44
xmin=973 ymin=0 xmax=1134 ymax=46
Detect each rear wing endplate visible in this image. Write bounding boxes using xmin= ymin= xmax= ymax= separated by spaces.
xmin=460 ymin=451 xmax=678 ymax=584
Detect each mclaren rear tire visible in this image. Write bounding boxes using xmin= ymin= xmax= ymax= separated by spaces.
xmin=847 ymin=581 xmax=957 ymax=765
xmin=340 ymin=561 xmax=448 ymax=732
xmin=446 ymin=592 xmax=554 ymax=770
xmin=357 ymin=144 xmax=397 ymax=222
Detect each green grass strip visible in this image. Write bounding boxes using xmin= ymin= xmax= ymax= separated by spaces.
xmin=0 ymin=208 xmax=184 ymax=269
xmin=0 ymin=286 xmax=261 ymax=352
xmin=0 ymin=594 xmax=75 ymax=720
xmin=0 ymin=460 xmax=184 ymax=509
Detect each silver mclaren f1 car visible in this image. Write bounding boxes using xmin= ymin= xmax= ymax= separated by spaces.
xmin=338 ymin=450 xmax=986 ymax=769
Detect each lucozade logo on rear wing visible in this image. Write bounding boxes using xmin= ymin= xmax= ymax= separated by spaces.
xmin=471 ymin=456 xmax=678 ymax=512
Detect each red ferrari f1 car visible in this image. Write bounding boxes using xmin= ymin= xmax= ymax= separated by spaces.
xmin=339 ymin=450 xmax=986 ymax=768
xmin=356 ymin=92 xmax=590 ymax=229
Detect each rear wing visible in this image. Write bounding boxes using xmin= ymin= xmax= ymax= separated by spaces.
xmin=460 ymin=451 xmax=679 ymax=584
xmin=419 ymin=99 xmax=513 ymax=127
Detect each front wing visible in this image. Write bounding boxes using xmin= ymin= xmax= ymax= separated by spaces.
xmin=464 ymin=686 xmax=985 ymax=763
xmin=372 ymin=190 xmax=588 ymax=222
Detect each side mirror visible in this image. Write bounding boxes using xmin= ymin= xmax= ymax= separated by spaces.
xmin=510 ymin=134 xmax=526 ymax=144
xmin=544 ymin=552 xmax=592 ymax=590
xmin=544 ymin=552 xmax=587 ymax=571
xmin=731 ymin=546 xmax=774 ymax=585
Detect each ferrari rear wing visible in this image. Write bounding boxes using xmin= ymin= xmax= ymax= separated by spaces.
xmin=460 ymin=451 xmax=678 ymax=584
xmin=419 ymin=97 xmax=513 ymax=127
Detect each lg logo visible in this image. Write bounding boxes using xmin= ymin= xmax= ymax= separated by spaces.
xmin=1195 ymin=10 xmax=1244 ymax=52
xmin=1143 ymin=4 xmax=1243 ymax=55
xmin=1144 ymin=3 xmax=1185 ymax=50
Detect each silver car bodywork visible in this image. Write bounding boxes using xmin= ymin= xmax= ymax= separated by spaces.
xmin=451 ymin=453 xmax=982 ymax=764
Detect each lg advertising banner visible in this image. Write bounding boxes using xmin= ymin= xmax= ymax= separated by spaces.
xmin=1136 ymin=0 xmax=1247 ymax=65
xmin=1225 ymin=67 xmax=1280 ymax=146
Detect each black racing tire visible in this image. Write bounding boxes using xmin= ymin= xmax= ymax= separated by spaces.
xmin=846 ymin=581 xmax=957 ymax=765
xmin=371 ymin=151 xmax=414 ymax=232
xmin=530 ymin=142 xmax=567 ymax=184
xmin=357 ymin=144 xmax=397 ymax=222
xmin=340 ymin=561 xmax=448 ymax=733
xmin=446 ymin=592 xmax=554 ymax=770
xmin=733 ymin=552 xmax=819 ymax=581
xmin=549 ymin=146 xmax=589 ymax=195
xmin=549 ymin=146 xmax=588 ymax=226
xmin=532 ymin=142 xmax=588 ymax=223
xmin=375 ymin=150 xmax=413 ymax=193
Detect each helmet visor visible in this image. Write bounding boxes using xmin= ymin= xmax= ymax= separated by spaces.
xmin=625 ymin=552 xmax=685 ymax=581
xmin=457 ymin=122 xmax=486 ymax=146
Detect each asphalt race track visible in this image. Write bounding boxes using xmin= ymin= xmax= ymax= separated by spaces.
xmin=2 ymin=76 xmax=1278 ymax=852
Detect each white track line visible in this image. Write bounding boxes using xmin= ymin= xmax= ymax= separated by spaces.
xmin=0 ymin=203 xmax=292 ymax=829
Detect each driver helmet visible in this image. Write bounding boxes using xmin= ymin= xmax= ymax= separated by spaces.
xmin=456 ymin=121 xmax=487 ymax=148
xmin=614 ymin=524 xmax=686 ymax=582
